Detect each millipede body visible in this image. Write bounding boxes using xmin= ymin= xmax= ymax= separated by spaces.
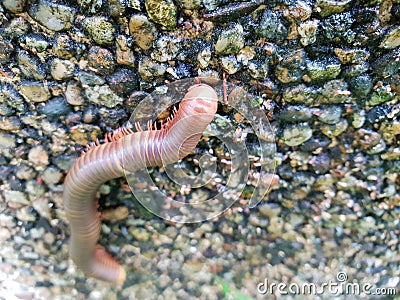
xmin=63 ymin=84 xmax=219 ymax=283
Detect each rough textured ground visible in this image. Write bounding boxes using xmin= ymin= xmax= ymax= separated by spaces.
xmin=0 ymin=0 xmax=399 ymax=299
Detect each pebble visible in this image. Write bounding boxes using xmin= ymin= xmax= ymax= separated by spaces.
xmin=320 ymin=118 xmax=348 ymax=138
xmin=28 ymin=146 xmax=49 ymax=168
xmin=306 ymin=58 xmax=341 ymax=81
xmin=17 ymin=51 xmax=47 ymax=80
xmin=138 ymin=56 xmax=167 ymax=82
xmin=28 ymin=1 xmax=76 ymax=32
xmin=145 ymin=0 xmax=177 ymax=30
xmin=65 ymin=81 xmax=85 ymax=106
xmin=82 ymin=16 xmax=115 ymax=45
xmin=69 ymin=124 xmax=101 ymax=145
xmin=129 ymin=14 xmax=158 ymax=51
xmin=0 ymin=133 xmax=16 ymax=149
xmin=41 ymin=166 xmax=62 ymax=185
xmin=87 ymin=46 xmax=116 ymax=75
xmin=50 ymin=58 xmax=75 ymax=81
xmin=379 ymin=26 xmax=400 ymax=49
xmin=317 ymin=106 xmax=342 ymax=124
xmin=1 ymin=0 xmax=26 ymax=13
xmin=4 ymin=190 xmax=30 ymax=206
xmin=116 ymin=35 xmax=135 ymax=67
xmin=19 ymin=81 xmax=51 ymax=103
xmin=107 ymin=68 xmax=138 ymax=95
xmin=283 ymin=123 xmax=313 ymax=146
xmin=84 ymin=85 xmax=123 ymax=108
xmin=215 ymin=23 xmax=244 ymax=55
xmin=298 ymin=19 xmax=319 ymax=46
xmin=256 ymin=9 xmax=288 ymax=41
xmin=41 ymin=97 xmax=71 ymax=117
xmin=19 ymin=34 xmax=50 ymax=53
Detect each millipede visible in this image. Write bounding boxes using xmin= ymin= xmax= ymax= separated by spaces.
xmin=63 ymin=83 xmax=219 ymax=283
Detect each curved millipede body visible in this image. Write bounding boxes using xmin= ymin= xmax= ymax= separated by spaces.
xmin=63 ymin=84 xmax=219 ymax=283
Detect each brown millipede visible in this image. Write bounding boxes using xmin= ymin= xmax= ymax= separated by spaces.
xmin=63 ymin=84 xmax=219 ymax=283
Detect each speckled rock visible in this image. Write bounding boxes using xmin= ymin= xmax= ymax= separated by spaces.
xmin=276 ymin=105 xmax=312 ymax=122
xmin=371 ymin=48 xmax=400 ymax=77
xmin=17 ymin=51 xmax=47 ymax=80
xmin=283 ymin=123 xmax=313 ymax=146
xmin=107 ymin=68 xmax=138 ymax=95
xmin=70 ymin=124 xmax=101 ymax=145
xmin=317 ymin=106 xmax=342 ymax=124
xmin=322 ymin=12 xmax=355 ymax=43
xmin=176 ymin=0 xmax=201 ymax=10
xmin=334 ymin=48 xmax=370 ymax=64
xmin=138 ymin=56 xmax=167 ymax=82
xmin=318 ymin=80 xmax=352 ymax=104
xmin=368 ymin=84 xmax=395 ymax=106
xmin=87 ymin=46 xmax=116 ymax=75
xmin=320 ymin=118 xmax=348 ymax=138
xmin=50 ymin=58 xmax=75 ymax=81
xmin=215 ymin=23 xmax=244 ymax=55
xmin=3 ymin=190 xmax=29 ymax=206
xmin=19 ymin=34 xmax=50 ymax=53
xmin=283 ymin=1 xmax=312 ymax=22
xmin=65 ymin=81 xmax=85 ymax=106
xmin=0 ymin=133 xmax=16 ymax=149
xmin=28 ymin=1 xmax=76 ymax=32
xmin=19 ymin=81 xmax=51 ymax=103
xmin=41 ymin=166 xmax=62 ymax=185
xmin=275 ymin=49 xmax=306 ymax=83
xmin=145 ymin=0 xmax=177 ymax=30
xmin=220 ymin=55 xmax=240 ymax=75
xmin=28 ymin=146 xmax=49 ymax=168
xmin=53 ymin=34 xmax=76 ymax=59
xmin=306 ymin=58 xmax=341 ymax=81
xmin=256 ymin=9 xmax=288 ymax=41
xmin=0 ymin=38 xmax=14 ymax=63
xmin=1 ymin=0 xmax=26 ymax=13
xmin=151 ymin=35 xmax=181 ymax=62
xmin=116 ymin=35 xmax=135 ymax=67
xmin=84 ymin=85 xmax=123 ymax=108
xmin=82 ymin=16 xmax=115 ymax=45
xmin=0 ymin=83 xmax=25 ymax=111
xmin=129 ymin=14 xmax=158 ymax=51
xmin=41 ymin=97 xmax=71 ymax=117
xmin=298 ymin=19 xmax=319 ymax=46
xmin=380 ymin=26 xmax=400 ymax=49
xmin=316 ymin=0 xmax=351 ymax=17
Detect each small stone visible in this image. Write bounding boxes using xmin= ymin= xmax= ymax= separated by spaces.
xmin=129 ymin=14 xmax=158 ymax=51
xmin=16 ymin=206 xmax=36 ymax=221
xmin=87 ymin=46 xmax=116 ymax=75
xmin=276 ymin=105 xmax=312 ymax=122
xmin=0 ymin=227 xmax=11 ymax=242
xmin=83 ymin=16 xmax=115 ymax=45
xmin=283 ymin=123 xmax=313 ymax=146
xmin=145 ymin=0 xmax=177 ymax=30
xmin=306 ymin=58 xmax=341 ymax=81
xmin=84 ymin=85 xmax=123 ymax=108
xmin=352 ymin=110 xmax=366 ymax=128
xmin=348 ymin=75 xmax=372 ymax=99
xmin=220 ymin=55 xmax=240 ymax=75
xmin=371 ymin=48 xmax=400 ymax=77
xmin=0 ymin=83 xmax=25 ymax=111
xmin=334 ymin=48 xmax=370 ymax=64
xmin=108 ymin=0 xmax=126 ymax=17
xmin=368 ymin=84 xmax=395 ymax=106
xmin=197 ymin=47 xmax=212 ymax=69
xmin=17 ymin=51 xmax=47 ymax=80
xmin=26 ymin=180 xmax=46 ymax=197
xmin=76 ymin=71 xmax=105 ymax=86
xmin=320 ymin=119 xmax=348 ymax=138
xmin=116 ymin=35 xmax=135 ymax=67
xmin=79 ymin=0 xmax=103 ymax=13
xmin=248 ymin=59 xmax=269 ymax=80
xmin=151 ymin=35 xmax=181 ymax=62
xmin=175 ymin=0 xmax=201 ymax=10
xmin=322 ymin=12 xmax=355 ymax=43
xmin=16 ymin=164 xmax=36 ymax=180
xmin=41 ymin=166 xmax=63 ymax=184
xmin=54 ymin=34 xmax=76 ymax=59
xmin=215 ymin=23 xmax=244 ymax=55
xmin=0 ymin=38 xmax=14 ymax=63
xmin=28 ymin=146 xmax=49 ymax=167
xmin=65 ymin=81 xmax=85 ymax=106
xmin=380 ymin=26 xmax=400 ymax=49
xmin=28 ymin=1 xmax=76 ymax=32
xmin=41 ymin=97 xmax=71 ymax=117
xmin=0 ymin=133 xmax=16 ymax=149
xmin=138 ymin=56 xmax=167 ymax=82
xmin=2 ymin=0 xmax=26 ymax=13
xmin=70 ymin=124 xmax=101 ymax=145
xmin=317 ymin=106 xmax=342 ymax=124
xmin=50 ymin=58 xmax=75 ymax=81
xmin=318 ymin=80 xmax=352 ymax=104
xmin=102 ymin=206 xmax=129 ymax=222
xmin=315 ymin=0 xmax=351 ymax=17
xmin=298 ymin=19 xmax=319 ymax=46
xmin=256 ymin=9 xmax=288 ymax=41
xmin=19 ymin=34 xmax=50 ymax=53
xmin=129 ymin=227 xmax=151 ymax=241
xmin=4 ymin=190 xmax=29 ymax=206
xmin=282 ymin=84 xmax=317 ymax=106
xmin=283 ymin=1 xmax=312 ymax=22
xmin=4 ymin=17 xmax=30 ymax=40
xmin=342 ymin=62 xmax=369 ymax=78
xmin=19 ymin=81 xmax=51 ymax=103
xmin=107 ymin=68 xmax=138 ymax=96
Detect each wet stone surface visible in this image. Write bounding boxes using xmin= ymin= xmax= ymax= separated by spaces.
xmin=0 ymin=0 xmax=399 ymax=299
